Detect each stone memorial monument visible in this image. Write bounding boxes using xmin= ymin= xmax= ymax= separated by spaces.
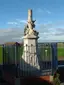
xmin=21 ymin=9 xmax=40 ymax=75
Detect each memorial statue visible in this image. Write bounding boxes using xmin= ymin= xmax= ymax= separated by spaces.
xmin=24 ymin=9 xmax=39 ymax=36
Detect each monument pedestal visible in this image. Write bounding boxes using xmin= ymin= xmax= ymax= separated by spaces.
xmin=21 ymin=33 xmax=40 ymax=72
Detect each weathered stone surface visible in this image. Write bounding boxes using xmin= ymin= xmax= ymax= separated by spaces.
xmin=21 ymin=9 xmax=40 ymax=74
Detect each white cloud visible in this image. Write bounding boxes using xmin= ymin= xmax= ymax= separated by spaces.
xmin=1 ymin=20 xmax=64 ymax=44
xmin=36 ymin=21 xmax=64 ymax=42
xmin=37 ymin=8 xmax=43 ymax=13
xmin=44 ymin=8 xmax=51 ymax=14
xmin=0 ymin=26 xmax=64 ymax=44
xmin=46 ymin=10 xmax=51 ymax=14
xmin=0 ymin=28 xmax=24 ymax=44
xmin=37 ymin=8 xmax=51 ymax=14
xmin=15 ymin=19 xmax=27 ymax=23
xmin=7 ymin=19 xmax=27 ymax=28
xmin=19 ymin=20 xmax=27 ymax=24
xmin=12 ymin=37 xmax=23 ymax=40
xmin=7 ymin=22 xmax=18 ymax=25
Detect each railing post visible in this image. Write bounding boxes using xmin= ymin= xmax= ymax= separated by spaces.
xmin=51 ymin=43 xmax=58 ymax=75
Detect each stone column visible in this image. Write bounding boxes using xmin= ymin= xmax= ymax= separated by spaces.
xmin=28 ymin=9 xmax=32 ymax=22
xmin=28 ymin=10 xmax=33 ymax=29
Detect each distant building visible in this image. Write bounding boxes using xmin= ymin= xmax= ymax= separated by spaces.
xmin=4 ymin=42 xmax=21 ymax=46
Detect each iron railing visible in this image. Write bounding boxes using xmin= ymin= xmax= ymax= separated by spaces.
xmin=0 ymin=43 xmax=58 ymax=77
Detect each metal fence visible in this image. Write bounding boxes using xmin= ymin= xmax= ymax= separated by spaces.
xmin=0 ymin=43 xmax=58 ymax=77
xmin=38 ymin=43 xmax=52 ymax=75
xmin=0 ymin=45 xmax=3 ymax=65
xmin=0 ymin=44 xmax=23 ymax=65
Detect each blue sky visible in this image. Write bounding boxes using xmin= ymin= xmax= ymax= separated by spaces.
xmin=0 ymin=0 xmax=64 ymax=43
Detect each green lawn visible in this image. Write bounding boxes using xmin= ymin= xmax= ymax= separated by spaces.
xmin=57 ymin=47 xmax=64 ymax=59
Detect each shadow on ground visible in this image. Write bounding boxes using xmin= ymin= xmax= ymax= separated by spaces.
xmin=55 ymin=60 xmax=64 ymax=83
xmin=21 ymin=77 xmax=53 ymax=85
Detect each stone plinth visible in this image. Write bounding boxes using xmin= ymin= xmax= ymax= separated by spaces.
xmin=21 ymin=33 xmax=40 ymax=72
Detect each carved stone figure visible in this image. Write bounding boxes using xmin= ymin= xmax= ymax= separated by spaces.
xmin=24 ymin=9 xmax=39 ymax=36
xmin=24 ymin=25 xmax=29 ymax=35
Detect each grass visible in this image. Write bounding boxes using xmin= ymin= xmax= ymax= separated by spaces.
xmin=57 ymin=48 xmax=64 ymax=56
xmin=57 ymin=47 xmax=64 ymax=60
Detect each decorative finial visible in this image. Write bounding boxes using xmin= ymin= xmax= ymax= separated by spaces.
xmin=28 ymin=9 xmax=32 ymax=22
